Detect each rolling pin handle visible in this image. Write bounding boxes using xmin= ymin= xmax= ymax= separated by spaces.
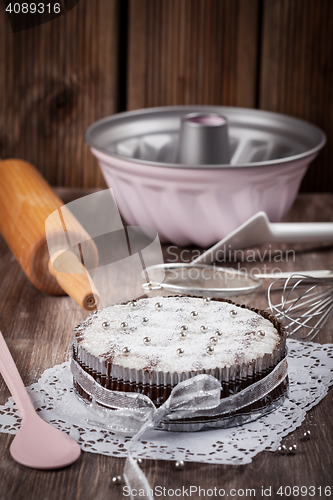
xmin=48 ymin=250 xmax=100 ymax=311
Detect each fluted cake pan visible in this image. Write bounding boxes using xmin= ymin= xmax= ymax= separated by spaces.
xmin=85 ymin=106 xmax=326 ymax=246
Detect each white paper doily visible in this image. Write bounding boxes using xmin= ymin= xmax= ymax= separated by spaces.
xmin=0 ymin=339 xmax=332 ymax=465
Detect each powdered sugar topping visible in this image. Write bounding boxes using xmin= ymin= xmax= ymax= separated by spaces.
xmin=76 ymin=297 xmax=280 ymax=372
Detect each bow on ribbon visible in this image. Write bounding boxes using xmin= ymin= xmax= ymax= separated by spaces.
xmin=71 ymin=354 xmax=288 ymax=500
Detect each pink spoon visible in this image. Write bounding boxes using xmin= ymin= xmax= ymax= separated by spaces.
xmin=0 ymin=330 xmax=81 ymax=469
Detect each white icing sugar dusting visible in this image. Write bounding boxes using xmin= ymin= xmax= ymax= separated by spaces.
xmin=77 ymin=297 xmax=280 ymax=372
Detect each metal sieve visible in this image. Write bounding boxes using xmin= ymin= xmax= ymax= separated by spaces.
xmin=143 ymin=263 xmax=332 ymax=298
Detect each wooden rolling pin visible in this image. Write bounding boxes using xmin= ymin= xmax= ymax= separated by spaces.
xmin=0 ymin=159 xmax=100 ymax=310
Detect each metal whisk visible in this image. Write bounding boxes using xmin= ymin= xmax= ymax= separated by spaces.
xmin=267 ymin=274 xmax=333 ymax=340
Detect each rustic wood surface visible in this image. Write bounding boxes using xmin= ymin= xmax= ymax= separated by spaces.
xmin=0 ymin=189 xmax=332 ymax=500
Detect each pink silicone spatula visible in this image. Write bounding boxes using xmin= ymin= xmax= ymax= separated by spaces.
xmin=0 ymin=330 xmax=81 ymax=469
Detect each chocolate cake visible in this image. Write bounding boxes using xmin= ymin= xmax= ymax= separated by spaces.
xmin=71 ymin=296 xmax=288 ymax=429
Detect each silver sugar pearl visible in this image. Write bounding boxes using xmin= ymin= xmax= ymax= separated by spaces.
xmin=102 ymin=321 xmax=110 ymax=329
xmin=142 ymin=317 xmax=149 ymax=325
xmin=302 ymin=430 xmax=311 ymax=440
xmin=210 ymin=336 xmax=218 ymax=345
xmin=120 ymin=321 xmax=128 ymax=329
xmin=200 ymin=325 xmax=207 ymax=332
xmin=112 ymin=475 xmax=122 ymax=484
xmin=175 ymin=460 xmax=185 ymax=469
xmin=229 ymin=309 xmax=238 ymax=317
xmin=122 ymin=346 xmax=131 ymax=356
xmin=136 ymin=458 xmax=143 ymax=465
xmin=180 ymin=325 xmax=188 ymax=332
xmin=203 ymin=297 xmax=211 ymax=304
xmin=177 ymin=348 xmax=184 ymax=356
xmin=190 ymin=311 xmax=198 ymax=318
xmin=143 ymin=336 xmax=151 ymax=345
xmin=130 ymin=300 xmax=137 ymax=308
xmin=179 ymin=331 xmax=187 ymax=339
xmin=155 ymin=302 xmax=163 ymax=310
xmin=289 ymin=444 xmax=297 ymax=454
xmin=206 ymin=345 xmax=214 ymax=355
xmin=215 ymin=329 xmax=223 ymax=337
xmin=257 ymin=330 xmax=265 ymax=337
xmin=278 ymin=444 xmax=288 ymax=454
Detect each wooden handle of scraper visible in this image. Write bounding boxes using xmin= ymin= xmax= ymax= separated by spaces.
xmin=0 ymin=159 xmax=99 ymax=310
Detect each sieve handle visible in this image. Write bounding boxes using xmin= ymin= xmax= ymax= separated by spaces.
xmin=254 ymin=269 xmax=333 ymax=279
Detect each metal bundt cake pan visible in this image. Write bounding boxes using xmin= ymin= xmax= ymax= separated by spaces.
xmin=85 ymin=106 xmax=326 ymax=246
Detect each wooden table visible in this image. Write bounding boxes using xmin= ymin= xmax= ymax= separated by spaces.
xmin=0 ymin=191 xmax=332 ymax=500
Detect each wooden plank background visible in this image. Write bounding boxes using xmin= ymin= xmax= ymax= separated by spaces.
xmin=260 ymin=0 xmax=333 ymax=192
xmin=0 ymin=0 xmax=119 ymax=188
xmin=0 ymin=0 xmax=332 ymax=192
